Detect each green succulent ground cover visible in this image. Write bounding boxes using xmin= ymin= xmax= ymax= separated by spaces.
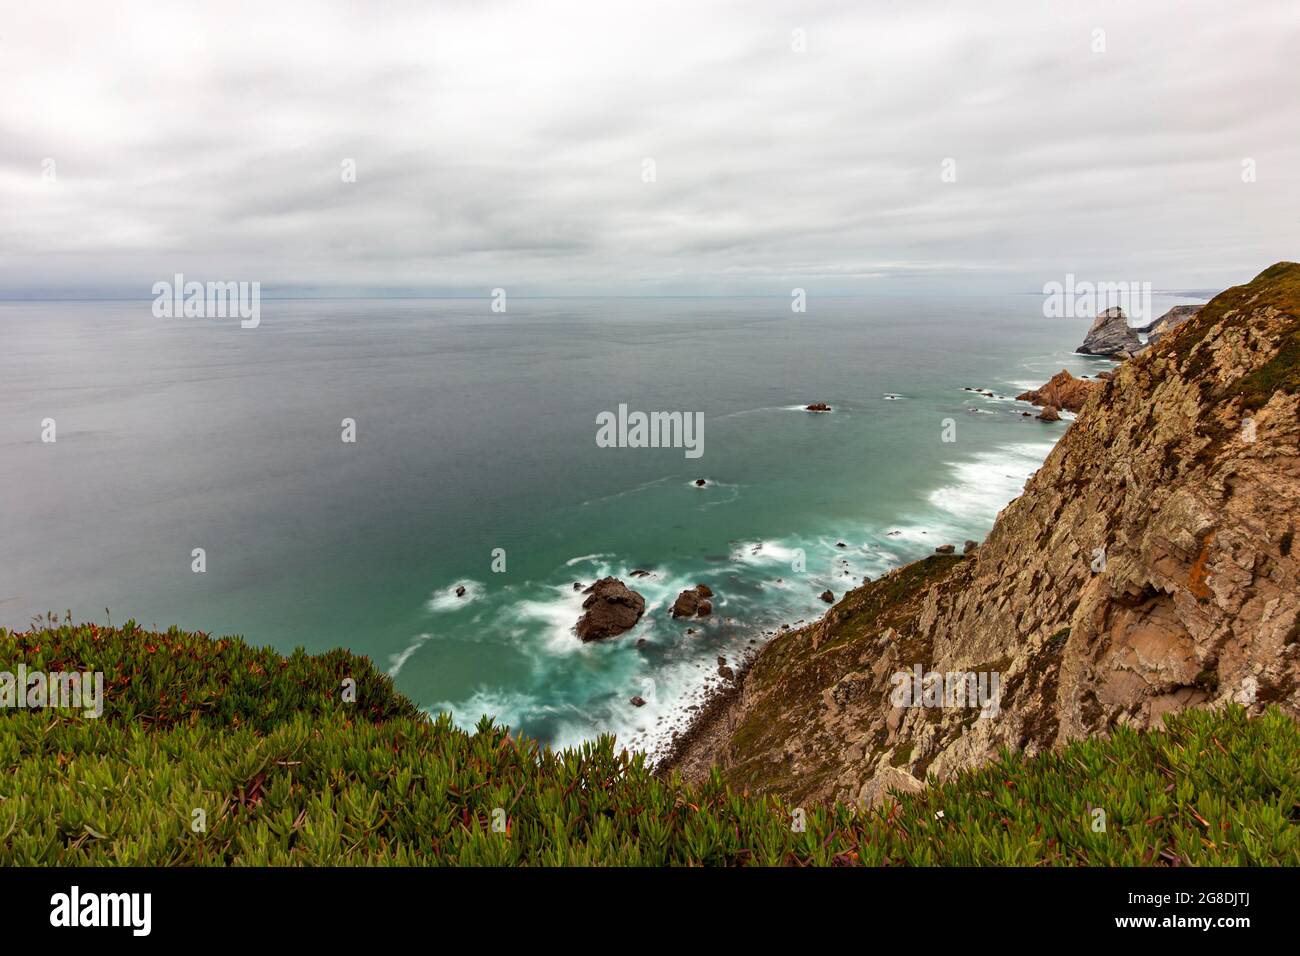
xmin=2 ymin=622 xmax=1296 ymax=865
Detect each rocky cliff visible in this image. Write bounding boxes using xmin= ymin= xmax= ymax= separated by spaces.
xmin=664 ymin=262 xmax=1300 ymax=808
xmin=1077 ymin=306 xmax=1144 ymax=356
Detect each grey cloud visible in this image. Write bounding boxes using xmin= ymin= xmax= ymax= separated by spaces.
xmin=1 ymin=0 xmax=1297 ymax=298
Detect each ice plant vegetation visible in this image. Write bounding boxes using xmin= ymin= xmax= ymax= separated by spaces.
xmin=1 ymin=623 xmax=1296 ymax=866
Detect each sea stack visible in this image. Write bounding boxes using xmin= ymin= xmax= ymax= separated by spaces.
xmin=1016 ymin=370 xmax=1100 ymax=413
xmin=671 ymin=584 xmax=714 ymax=619
xmin=1076 ymin=307 xmax=1143 ymax=356
xmin=575 ymin=577 xmax=646 ymax=642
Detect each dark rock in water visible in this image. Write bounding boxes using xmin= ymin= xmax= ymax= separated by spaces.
xmin=717 ymin=656 xmax=727 ymax=666
xmin=1037 ymin=404 xmax=1062 ymax=422
xmin=455 ymin=585 xmax=466 ymax=597
xmin=935 ymin=544 xmax=956 ymax=554
xmin=1076 ymin=307 xmax=1143 ymax=356
xmin=630 ymin=569 xmax=652 ymax=578
xmin=575 ymin=577 xmax=646 ymax=642
xmin=672 ymin=584 xmax=714 ymax=619
xmin=820 ymin=589 xmax=834 ymax=603
xmin=805 ymin=402 xmax=831 ymax=412
xmin=718 ymin=664 xmax=735 ymax=681
xmin=685 ymin=627 xmax=696 ymax=635
xmin=1021 ymin=411 xmax=1032 ymax=417
xmin=694 ymin=478 xmax=707 ymax=487
xmin=573 ymin=582 xmax=582 ymax=591
xmin=636 ymin=638 xmax=648 ymax=648
xmin=630 ymin=696 xmax=646 ymax=707
xmin=963 ymin=539 xmax=979 ymax=554
xmin=836 ymin=541 xmax=847 ymax=548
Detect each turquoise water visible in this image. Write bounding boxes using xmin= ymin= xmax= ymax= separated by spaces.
xmin=0 ymin=294 xmax=1203 ymax=754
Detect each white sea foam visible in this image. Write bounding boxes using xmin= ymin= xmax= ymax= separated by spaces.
xmin=926 ymin=440 xmax=1055 ymax=526
xmin=425 ymin=579 xmax=486 ymax=612
xmin=388 ymin=632 xmax=433 ymax=678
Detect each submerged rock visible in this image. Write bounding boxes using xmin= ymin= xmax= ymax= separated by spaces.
xmin=575 ymin=577 xmax=646 ymax=642
xmin=805 ymin=402 xmax=831 ymax=412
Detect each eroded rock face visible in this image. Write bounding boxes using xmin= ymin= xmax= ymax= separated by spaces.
xmin=1077 ymin=306 xmax=1144 ymax=356
xmin=1016 ymin=370 xmax=1100 ymax=413
xmin=1145 ymin=304 xmax=1204 ymax=345
xmin=663 ymin=263 xmax=1300 ymax=809
xmin=575 ymin=577 xmax=646 ymax=642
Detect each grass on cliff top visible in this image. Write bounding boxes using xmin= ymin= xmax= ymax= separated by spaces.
xmin=1163 ymin=260 xmax=1300 ymax=410
xmin=2 ymin=621 xmax=1298 ymax=866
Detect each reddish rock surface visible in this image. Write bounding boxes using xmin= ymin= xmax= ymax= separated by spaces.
xmin=1016 ymin=369 xmax=1100 ymax=413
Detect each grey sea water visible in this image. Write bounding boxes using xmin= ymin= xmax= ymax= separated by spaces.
xmin=0 ymin=293 xmax=1204 ymax=754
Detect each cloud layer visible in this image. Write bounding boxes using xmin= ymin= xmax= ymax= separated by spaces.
xmin=2 ymin=0 xmax=1297 ymax=296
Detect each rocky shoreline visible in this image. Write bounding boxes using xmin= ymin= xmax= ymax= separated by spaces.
xmin=657 ymin=264 xmax=1300 ymax=807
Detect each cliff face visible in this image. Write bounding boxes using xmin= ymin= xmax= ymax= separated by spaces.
xmin=665 ymin=263 xmax=1300 ymax=808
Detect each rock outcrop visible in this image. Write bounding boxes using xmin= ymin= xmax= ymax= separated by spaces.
xmin=1077 ymin=306 xmax=1144 ymax=356
xmin=662 ymin=263 xmax=1300 ymax=809
xmin=1144 ymin=304 xmax=1204 ymax=345
xmin=805 ymin=402 xmax=831 ymax=412
xmin=575 ymin=577 xmax=646 ymax=642
xmin=671 ymin=584 xmax=714 ymax=619
xmin=1016 ymin=369 xmax=1100 ymax=413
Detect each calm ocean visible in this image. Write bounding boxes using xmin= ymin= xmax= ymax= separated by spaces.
xmin=0 ymin=293 xmax=1203 ymax=754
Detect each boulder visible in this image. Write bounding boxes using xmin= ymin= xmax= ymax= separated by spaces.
xmin=963 ymin=539 xmax=979 ymax=554
xmin=935 ymin=544 xmax=955 ymax=554
xmin=575 ymin=577 xmax=646 ymax=642
xmin=805 ymin=402 xmax=831 ymax=412
xmin=1037 ymin=404 xmax=1061 ymax=422
xmin=820 ymin=590 xmax=835 ymax=603
xmin=1076 ymin=307 xmax=1143 ymax=356
xmin=671 ymin=584 xmax=715 ymax=619
xmin=630 ymin=695 xmax=646 ymax=707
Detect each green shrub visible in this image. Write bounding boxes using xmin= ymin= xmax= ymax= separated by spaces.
xmin=2 ymin=624 xmax=1297 ymax=865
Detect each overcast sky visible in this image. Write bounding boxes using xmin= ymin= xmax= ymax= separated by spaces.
xmin=2 ymin=0 xmax=1297 ymax=297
